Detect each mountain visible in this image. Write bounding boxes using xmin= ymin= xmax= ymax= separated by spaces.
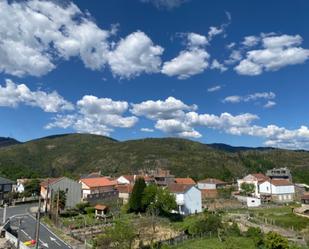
xmin=0 ymin=137 xmax=21 ymax=148
xmin=0 ymin=133 xmax=308 ymax=184
xmin=207 ymin=143 xmax=275 ymax=153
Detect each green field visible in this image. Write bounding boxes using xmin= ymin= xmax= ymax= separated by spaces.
xmin=247 ymin=206 xmax=309 ymax=231
xmin=171 ymin=237 xmax=256 ymax=249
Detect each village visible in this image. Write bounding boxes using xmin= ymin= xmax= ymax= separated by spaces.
xmin=0 ymin=167 xmax=308 ymax=249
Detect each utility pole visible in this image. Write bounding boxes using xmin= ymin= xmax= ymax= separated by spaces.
xmin=2 ymin=204 xmax=7 ymax=225
xmin=16 ymin=217 xmax=22 ymax=249
xmin=56 ymin=190 xmax=60 ymax=226
xmin=45 ymin=179 xmax=50 ymax=215
xmin=35 ymin=197 xmax=41 ymax=249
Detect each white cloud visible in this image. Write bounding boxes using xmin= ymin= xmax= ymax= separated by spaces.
xmin=107 ymin=31 xmax=164 ymax=78
xmin=225 ymin=50 xmax=242 ymax=65
xmin=155 ymin=119 xmax=201 ymax=138
xmin=223 ymin=92 xmax=276 ymax=104
xmin=242 ymin=36 xmax=260 ymax=47
xmin=46 ymin=95 xmax=138 ymax=136
xmin=264 ymin=101 xmax=276 ymax=108
xmin=210 ymin=59 xmax=228 ymax=72
xmin=0 ymin=0 xmax=111 ymax=77
xmin=131 ymin=96 xmax=197 ymax=120
xmin=0 ymin=79 xmax=74 ymax=112
xmin=235 ymin=34 xmax=309 ymax=75
xmin=187 ymin=33 xmax=208 ymax=48
xmin=140 ymin=0 xmax=188 ymax=9
xmin=161 ymin=48 xmax=210 ymax=79
xmin=207 ymin=85 xmax=222 ymax=92
xmin=141 ymin=128 xmax=154 ymax=132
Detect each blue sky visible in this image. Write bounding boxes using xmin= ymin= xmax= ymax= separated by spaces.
xmin=1 ymin=0 xmax=309 ymax=149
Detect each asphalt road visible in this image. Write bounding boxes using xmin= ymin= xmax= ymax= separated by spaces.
xmin=0 ymin=204 xmax=72 ymax=249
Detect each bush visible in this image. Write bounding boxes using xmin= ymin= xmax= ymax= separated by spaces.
xmin=60 ymin=209 xmax=79 ymax=218
xmin=85 ymin=206 xmax=95 ymax=214
xmin=75 ymin=202 xmax=90 ymax=214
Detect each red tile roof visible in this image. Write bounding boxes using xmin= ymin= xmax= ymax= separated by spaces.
xmin=95 ymin=204 xmax=108 ymax=211
xmin=80 ymin=177 xmax=117 ymax=188
xmin=167 ymin=183 xmax=193 ymax=193
xmin=198 ymin=178 xmax=226 ymax=184
xmin=271 ymin=179 xmax=294 ymax=186
xmin=175 ymin=178 xmax=196 ymax=185
xmin=251 ymin=173 xmax=269 ymax=182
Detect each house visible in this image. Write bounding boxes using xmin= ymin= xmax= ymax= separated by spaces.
xmin=237 ymin=173 xmax=269 ymax=198
xmin=116 ymin=175 xmax=135 ymax=185
xmin=40 ymin=177 xmax=82 ymax=210
xmin=116 ymin=184 xmax=133 ymax=204
xmin=0 ymin=176 xmax=14 ymax=204
xmin=266 ymin=167 xmax=292 ymax=181
xmin=138 ymin=168 xmax=175 ymax=186
xmin=95 ymin=204 xmax=109 ymax=219
xmin=79 ymin=177 xmax=117 ymax=199
xmin=174 ymin=178 xmax=196 ymax=185
xmin=168 ymin=183 xmax=202 ymax=215
xmin=259 ymin=179 xmax=295 ymax=203
xmin=197 ymin=178 xmax=227 ymax=190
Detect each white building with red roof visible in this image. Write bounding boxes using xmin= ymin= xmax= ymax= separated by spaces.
xmin=259 ymin=179 xmax=295 ymax=202
xmin=237 ymin=173 xmax=270 ymax=198
xmin=79 ymin=177 xmax=117 ymax=199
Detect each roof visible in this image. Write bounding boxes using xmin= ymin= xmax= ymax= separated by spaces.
xmin=116 ymin=184 xmax=133 ymax=193
xmin=167 ymin=183 xmax=194 ymax=193
xmin=80 ymin=177 xmax=117 ymax=188
xmin=250 ymin=173 xmax=269 ymax=182
xmin=0 ymin=176 xmax=14 ymax=185
xmin=40 ymin=178 xmax=62 ymax=188
xmin=122 ymin=175 xmax=135 ymax=182
xmin=95 ymin=204 xmax=108 ymax=211
xmin=175 ymin=178 xmax=196 ymax=185
xmin=301 ymin=192 xmax=309 ymax=200
xmin=270 ymin=179 xmax=294 ymax=186
xmin=198 ymin=178 xmax=226 ymax=185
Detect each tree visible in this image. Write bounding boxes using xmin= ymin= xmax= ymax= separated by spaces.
xmin=240 ymin=182 xmax=255 ymax=196
xmin=128 ymin=177 xmax=146 ymax=213
xmin=95 ymin=216 xmax=136 ymax=249
xmin=24 ymin=179 xmax=41 ymax=197
xmin=142 ymin=184 xmax=177 ymax=215
xmin=264 ymin=232 xmax=289 ymax=249
xmin=53 ymin=190 xmax=67 ymax=213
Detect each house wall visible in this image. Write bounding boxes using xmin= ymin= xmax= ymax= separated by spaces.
xmin=50 ymin=178 xmax=82 ymax=209
xmin=197 ymin=183 xmax=216 ymax=190
xmin=117 ymin=176 xmax=130 ymax=185
xmin=272 ymin=185 xmax=295 ymax=195
xmin=247 ymin=197 xmax=261 ymax=207
xmin=183 ymin=187 xmax=202 ymax=215
xmin=237 ymin=177 xmax=259 ymax=197
xmin=259 ymin=181 xmax=272 ymax=194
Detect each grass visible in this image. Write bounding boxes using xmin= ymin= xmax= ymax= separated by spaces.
xmin=170 ymin=236 xmax=256 ymax=249
xmin=247 ymin=206 xmax=309 ymax=231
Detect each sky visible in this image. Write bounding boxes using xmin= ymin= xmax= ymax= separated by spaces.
xmin=1 ymin=0 xmax=309 ymax=149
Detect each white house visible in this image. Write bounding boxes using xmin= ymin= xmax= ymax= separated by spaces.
xmin=168 ymin=184 xmax=202 ymax=215
xmin=259 ymin=179 xmax=295 ymax=203
xmin=197 ymin=178 xmax=227 ymax=190
xmin=116 ymin=175 xmax=135 ymax=185
xmin=237 ymin=173 xmax=269 ymax=198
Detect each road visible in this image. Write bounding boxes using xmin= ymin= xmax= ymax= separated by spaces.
xmin=0 ymin=204 xmax=72 ymax=249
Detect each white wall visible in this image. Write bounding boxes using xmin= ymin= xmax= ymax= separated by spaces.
xmin=259 ymin=181 xmax=272 ymax=194
xmin=117 ymin=176 xmax=130 ymax=185
xmin=237 ymin=178 xmax=259 ymax=197
xmin=197 ymin=183 xmax=216 ymax=190
xmin=247 ymin=197 xmax=261 ymax=207
xmin=272 ymin=185 xmax=295 ymax=194
xmin=183 ymin=187 xmax=202 ymax=215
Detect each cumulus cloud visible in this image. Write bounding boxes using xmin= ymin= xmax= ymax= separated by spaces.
xmin=235 ymin=34 xmax=309 ymax=75
xmin=131 ymin=96 xmax=197 ymax=120
xmin=140 ymin=0 xmax=189 ymax=9
xmin=187 ymin=33 xmax=208 ymax=48
xmin=242 ymin=36 xmax=260 ymax=47
xmin=107 ymin=31 xmax=164 ymax=78
xmin=161 ymin=49 xmax=210 ymax=79
xmin=46 ymin=95 xmax=138 ymax=136
xmin=0 ymin=0 xmax=111 ymax=77
xmin=0 ymin=79 xmax=74 ymax=112
xmin=210 ymin=59 xmax=228 ymax=72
